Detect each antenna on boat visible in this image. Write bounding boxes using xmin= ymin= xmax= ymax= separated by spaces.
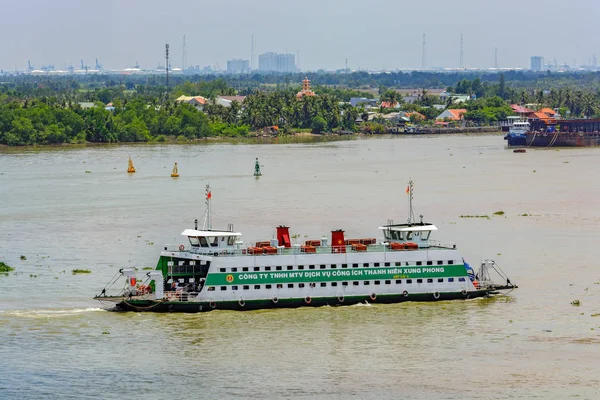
xmin=407 ymin=179 xmax=415 ymax=225
xmin=204 ymin=184 xmax=212 ymax=230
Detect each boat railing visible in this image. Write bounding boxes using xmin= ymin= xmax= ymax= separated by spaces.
xmin=184 ymin=242 xmax=457 ymax=257
xmin=427 ymin=240 xmax=457 ymax=249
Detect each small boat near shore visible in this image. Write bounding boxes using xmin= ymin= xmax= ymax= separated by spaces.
xmin=95 ymin=182 xmax=517 ymax=312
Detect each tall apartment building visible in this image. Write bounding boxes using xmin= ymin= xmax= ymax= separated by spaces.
xmin=227 ymin=59 xmax=250 ymax=74
xmin=530 ymin=56 xmax=544 ymax=71
xmin=258 ymin=52 xmax=297 ymax=73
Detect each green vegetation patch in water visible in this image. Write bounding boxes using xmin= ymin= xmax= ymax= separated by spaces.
xmin=459 ymin=215 xmax=490 ymax=219
xmin=0 ymin=262 xmax=15 ymax=273
xmin=72 ymin=269 xmax=92 ymax=275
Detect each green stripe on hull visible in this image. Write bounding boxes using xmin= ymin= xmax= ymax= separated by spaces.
xmin=116 ymin=290 xmax=488 ymax=313
xmin=205 ymin=265 xmax=468 ymax=286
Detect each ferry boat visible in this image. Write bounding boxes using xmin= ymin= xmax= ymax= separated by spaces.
xmin=95 ymin=183 xmax=516 ymax=312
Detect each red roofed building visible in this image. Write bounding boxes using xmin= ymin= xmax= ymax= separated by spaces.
xmin=435 ymin=108 xmax=467 ymax=121
xmin=380 ymin=101 xmax=400 ymax=109
xmin=511 ymin=104 xmax=534 ymax=116
xmin=529 ymin=112 xmax=553 ymax=122
xmin=538 ymin=107 xmax=558 ymax=118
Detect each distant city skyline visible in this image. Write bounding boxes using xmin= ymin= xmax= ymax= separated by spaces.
xmin=2 ymin=0 xmax=599 ymax=72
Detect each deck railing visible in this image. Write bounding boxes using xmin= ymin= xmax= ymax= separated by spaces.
xmin=174 ymin=241 xmax=457 ymax=257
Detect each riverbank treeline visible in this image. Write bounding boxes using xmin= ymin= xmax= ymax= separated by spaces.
xmin=2 ymin=72 xmax=600 ymax=145
xmin=0 ymin=89 xmax=359 ymax=145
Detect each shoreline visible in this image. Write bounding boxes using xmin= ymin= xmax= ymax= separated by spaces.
xmin=0 ymin=131 xmax=505 ymax=152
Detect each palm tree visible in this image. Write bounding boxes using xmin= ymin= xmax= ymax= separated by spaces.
xmin=381 ymin=90 xmax=400 ymax=109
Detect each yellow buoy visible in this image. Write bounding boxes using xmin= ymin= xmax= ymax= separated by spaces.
xmin=127 ymin=157 xmax=136 ymax=173
xmin=171 ymin=162 xmax=179 ymax=178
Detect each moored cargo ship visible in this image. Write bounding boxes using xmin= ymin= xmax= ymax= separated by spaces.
xmin=95 ymin=183 xmax=516 ymax=312
xmin=505 ymin=118 xmax=600 ymax=147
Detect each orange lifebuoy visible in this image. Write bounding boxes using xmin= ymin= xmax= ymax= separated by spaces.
xmin=473 ymin=280 xmax=479 ymax=289
xmin=179 ymin=244 xmax=185 ymax=251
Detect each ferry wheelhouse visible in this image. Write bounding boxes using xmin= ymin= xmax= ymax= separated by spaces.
xmin=95 ymin=184 xmax=516 ymax=312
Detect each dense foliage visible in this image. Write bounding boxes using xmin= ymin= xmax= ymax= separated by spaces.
xmin=1 ymin=71 xmax=600 ymax=145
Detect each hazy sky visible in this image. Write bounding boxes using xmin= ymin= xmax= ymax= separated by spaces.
xmin=2 ymin=0 xmax=599 ymax=71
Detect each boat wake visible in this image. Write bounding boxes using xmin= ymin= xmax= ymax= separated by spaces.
xmin=1 ymin=308 xmax=106 ymax=318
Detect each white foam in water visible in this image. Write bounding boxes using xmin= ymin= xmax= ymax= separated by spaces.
xmin=4 ymin=308 xmax=105 ymax=318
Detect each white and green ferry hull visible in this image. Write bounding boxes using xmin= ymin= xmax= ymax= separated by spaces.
xmin=112 ymin=247 xmax=492 ymax=313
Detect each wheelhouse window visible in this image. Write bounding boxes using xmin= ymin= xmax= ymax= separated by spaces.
xmin=189 ymin=236 xmax=200 ymax=247
xmin=421 ymin=231 xmax=431 ymax=240
xmin=199 ymin=237 xmax=209 ymax=247
xmin=227 ymin=236 xmax=235 ymax=246
xmin=210 ymin=237 xmax=219 ymax=247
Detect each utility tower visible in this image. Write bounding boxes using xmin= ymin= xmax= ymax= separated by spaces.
xmin=421 ymin=34 xmax=427 ymax=70
xmin=459 ymin=33 xmax=464 ymax=69
xmin=182 ymin=35 xmax=187 ymax=72
xmin=165 ymin=43 xmax=170 ymax=98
